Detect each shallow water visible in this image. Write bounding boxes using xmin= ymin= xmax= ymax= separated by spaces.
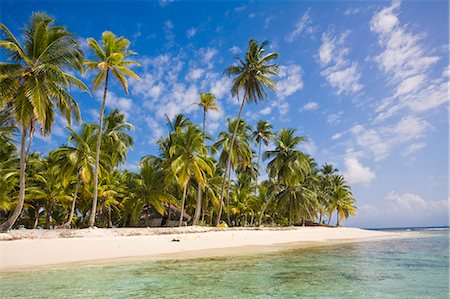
xmin=1 ymin=229 xmax=449 ymax=298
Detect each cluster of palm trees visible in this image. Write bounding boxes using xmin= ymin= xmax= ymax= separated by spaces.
xmin=0 ymin=13 xmax=356 ymax=231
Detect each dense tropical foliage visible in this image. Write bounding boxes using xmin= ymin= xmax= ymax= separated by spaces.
xmin=0 ymin=13 xmax=357 ymax=231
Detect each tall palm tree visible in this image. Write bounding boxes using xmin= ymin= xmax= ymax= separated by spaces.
xmin=53 ymin=124 xmax=98 ymax=228
xmin=252 ymin=120 xmax=273 ymax=168
xmin=0 ymin=13 xmax=88 ymax=232
xmin=214 ymin=118 xmax=253 ymax=225
xmin=103 ymin=109 xmax=134 ymax=167
xmin=328 ymin=175 xmax=357 ymax=226
xmin=264 ymin=129 xmax=311 ymax=225
xmin=133 ymin=158 xmax=177 ymax=224
xmin=192 ymin=92 xmax=218 ymax=225
xmin=217 ymin=39 xmax=279 ymax=226
xmin=85 ymin=31 xmax=140 ymax=227
xmin=169 ymin=124 xmax=214 ymax=226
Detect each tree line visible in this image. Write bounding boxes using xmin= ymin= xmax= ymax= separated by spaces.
xmin=0 ymin=13 xmax=356 ymax=231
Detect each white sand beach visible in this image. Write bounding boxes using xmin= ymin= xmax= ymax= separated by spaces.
xmin=0 ymin=227 xmax=403 ymax=271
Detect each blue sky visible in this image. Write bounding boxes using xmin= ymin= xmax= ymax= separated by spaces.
xmin=2 ymin=0 xmax=448 ymax=228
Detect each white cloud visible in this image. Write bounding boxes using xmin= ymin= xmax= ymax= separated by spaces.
xmin=229 ymin=46 xmax=241 ymax=54
xmin=344 ymin=7 xmax=362 ymax=16
xmin=248 ymin=13 xmax=256 ymax=18
xmin=385 ymin=191 xmax=448 ymax=213
xmin=403 ymin=142 xmax=426 ymax=156
xmin=300 ymin=139 xmax=317 ymax=155
xmin=331 ymin=132 xmax=343 ymax=140
xmin=260 ymin=107 xmax=272 ymax=115
xmin=349 ymin=115 xmax=430 ymax=160
xmin=318 ymin=31 xmax=363 ymax=95
xmin=159 ymin=0 xmax=174 ymax=7
xmin=301 ymin=101 xmax=319 ymax=111
xmin=371 ymin=1 xmax=447 ymax=120
xmin=146 ymin=117 xmax=164 ymax=142
xmin=355 ymin=192 xmax=448 ymax=228
xmin=343 ymin=157 xmax=376 ymax=184
xmin=95 ymin=90 xmax=133 ymax=117
xmin=185 ymin=68 xmax=205 ymax=81
xmin=235 ymin=5 xmax=246 ymax=12
xmin=186 ymin=27 xmax=197 ymax=38
xmin=286 ymin=11 xmax=313 ymax=43
xmin=326 ymin=111 xmax=343 ymax=126
xmin=277 ymin=64 xmax=304 ymax=99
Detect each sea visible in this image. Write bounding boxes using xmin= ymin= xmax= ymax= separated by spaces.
xmin=1 ymin=227 xmax=448 ymax=298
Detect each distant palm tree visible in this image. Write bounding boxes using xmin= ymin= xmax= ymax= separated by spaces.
xmin=217 ymin=39 xmax=279 ymax=226
xmin=214 ymin=118 xmax=253 ymax=225
xmin=169 ymin=125 xmax=214 ymax=226
xmin=85 ymin=31 xmax=140 ymax=228
xmin=252 ymin=120 xmax=274 ymax=168
xmin=0 ymin=13 xmax=88 ymax=232
xmin=264 ymin=129 xmax=311 ymax=225
xmin=328 ymin=175 xmax=357 ymax=226
xmin=193 ymin=93 xmax=219 ymax=225
xmin=53 ymin=124 xmax=98 ymax=228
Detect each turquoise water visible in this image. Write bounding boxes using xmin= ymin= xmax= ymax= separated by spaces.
xmin=1 ymin=229 xmax=449 ymax=298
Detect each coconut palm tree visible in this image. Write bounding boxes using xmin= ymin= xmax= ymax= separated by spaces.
xmin=0 ymin=13 xmax=88 ymax=232
xmin=132 ymin=158 xmax=177 ymax=224
xmin=328 ymin=175 xmax=357 ymax=226
xmin=52 ymin=124 xmax=98 ymax=228
xmin=103 ymin=109 xmax=134 ymax=167
xmin=169 ymin=124 xmax=214 ymax=226
xmin=252 ymin=120 xmax=273 ymax=168
xmin=216 ymin=39 xmax=279 ymax=226
xmin=214 ymin=118 xmax=253 ymax=225
xmin=85 ymin=31 xmax=140 ymax=228
xmin=264 ymin=129 xmax=311 ymax=225
xmin=192 ymin=93 xmax=219 ymax=225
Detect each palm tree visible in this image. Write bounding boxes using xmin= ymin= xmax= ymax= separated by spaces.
xmin=328 ymin=175 xmax=357 ymax=226
xmin=103 ymin=109 xmax=134 ymax=167
xmin=192 ymin=93 xmax=219 ymax=225
xmin=133 ymin=158 xmax=177 ymax=224
xmin=214 ymin=118 xmax=253 ymax=225
xmin=0 ymin=13 xmax=88 ymax=232
xmin=264 ymin=129 xmax=311 ymax=225
xmin=53 ymin=124 xmax=98 ymax=228
xmin=318 ymin=164 xmax=338 ymax=224
xmin=252 ymin=120 xmax=273 ymax=168
xmin=85 ymin=31 xmax=140 ymax=228
xmin=217 ymin=39 xmax=279 ymax=226
xmin=169 ymin=124 xmax=214 ymax=226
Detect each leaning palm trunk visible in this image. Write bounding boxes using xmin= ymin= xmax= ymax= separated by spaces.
xmin=179 ymin=184 xmax=188 ymax=226
xmin=0 ymin=128 xmax=27 ymax=232
xmin=89 ymin=69 xmax=109 ymax=228
xmin=193 ymin=183 xmax=202 ymax=225
xmin=258 ymin=193 xmax=275 ymax=226
xmin=107 ymin=206 xmax=113 ymax=228
xmin=193 ymin=109 xmax=207 ymax=225
xmin=215 ymin=94 xmax=244 ymax=226
xmin=33 ymin=206 xmax=40 ymax=229
xmin=225 ymin=165 xmax=233 ymax=225
xmin=61 ymin=175 xmax=80 ymax=228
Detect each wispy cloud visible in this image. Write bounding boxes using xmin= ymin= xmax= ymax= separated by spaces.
xmin=286 ymin=11 xmax=313 ymax=43
xmin=370 ymin=1 xmax=447 ymax=121
xmin=318 ymin=30 xmax=364 ymax=95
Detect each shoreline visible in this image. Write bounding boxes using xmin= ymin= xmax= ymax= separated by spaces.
xmin=0 ymin=227 xmax=407 ymax=272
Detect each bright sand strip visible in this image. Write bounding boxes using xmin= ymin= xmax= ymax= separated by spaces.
xmin=0 ymin=227 xmax=401 ymax=271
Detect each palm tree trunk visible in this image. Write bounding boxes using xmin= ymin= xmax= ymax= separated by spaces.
xmin=257 ymin=142 xmax=262 ymax=168
xmin=33 ymin=205 xmax=40 ymax=229
xmin=319 ymin=213 xmax=322 ymax=225
xmin=215 ymin=94 xmax=245 ymax=226
xmin=226 ymin=165 xmax=232 ymax=225
xmin=89 ymin=69 xmax=109 ymax=228
xmin=107 ymin=206 xmax=113 ymax=228
xmin=45 ymin=203 xmax=53 ymax=229
xmin=336 ymin=209 xmax=340 ymax=227
xmin=179 ymin=184 xmax=188 ymax=226
xmin=193 ymin=182 xmax=202 ymax=225
xmin=0 ymin=127 xmax=28 ymax=232
xmin=250 ymin=213 xmax=254 ymax=226
xmin=258 ymin=193 xmax=274 ymax=226
xmin=62 ymin=174 xmax=80 ymax=228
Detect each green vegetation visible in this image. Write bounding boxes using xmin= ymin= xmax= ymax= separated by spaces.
xmin=0 ymin=13 xmax=356 ymax=231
